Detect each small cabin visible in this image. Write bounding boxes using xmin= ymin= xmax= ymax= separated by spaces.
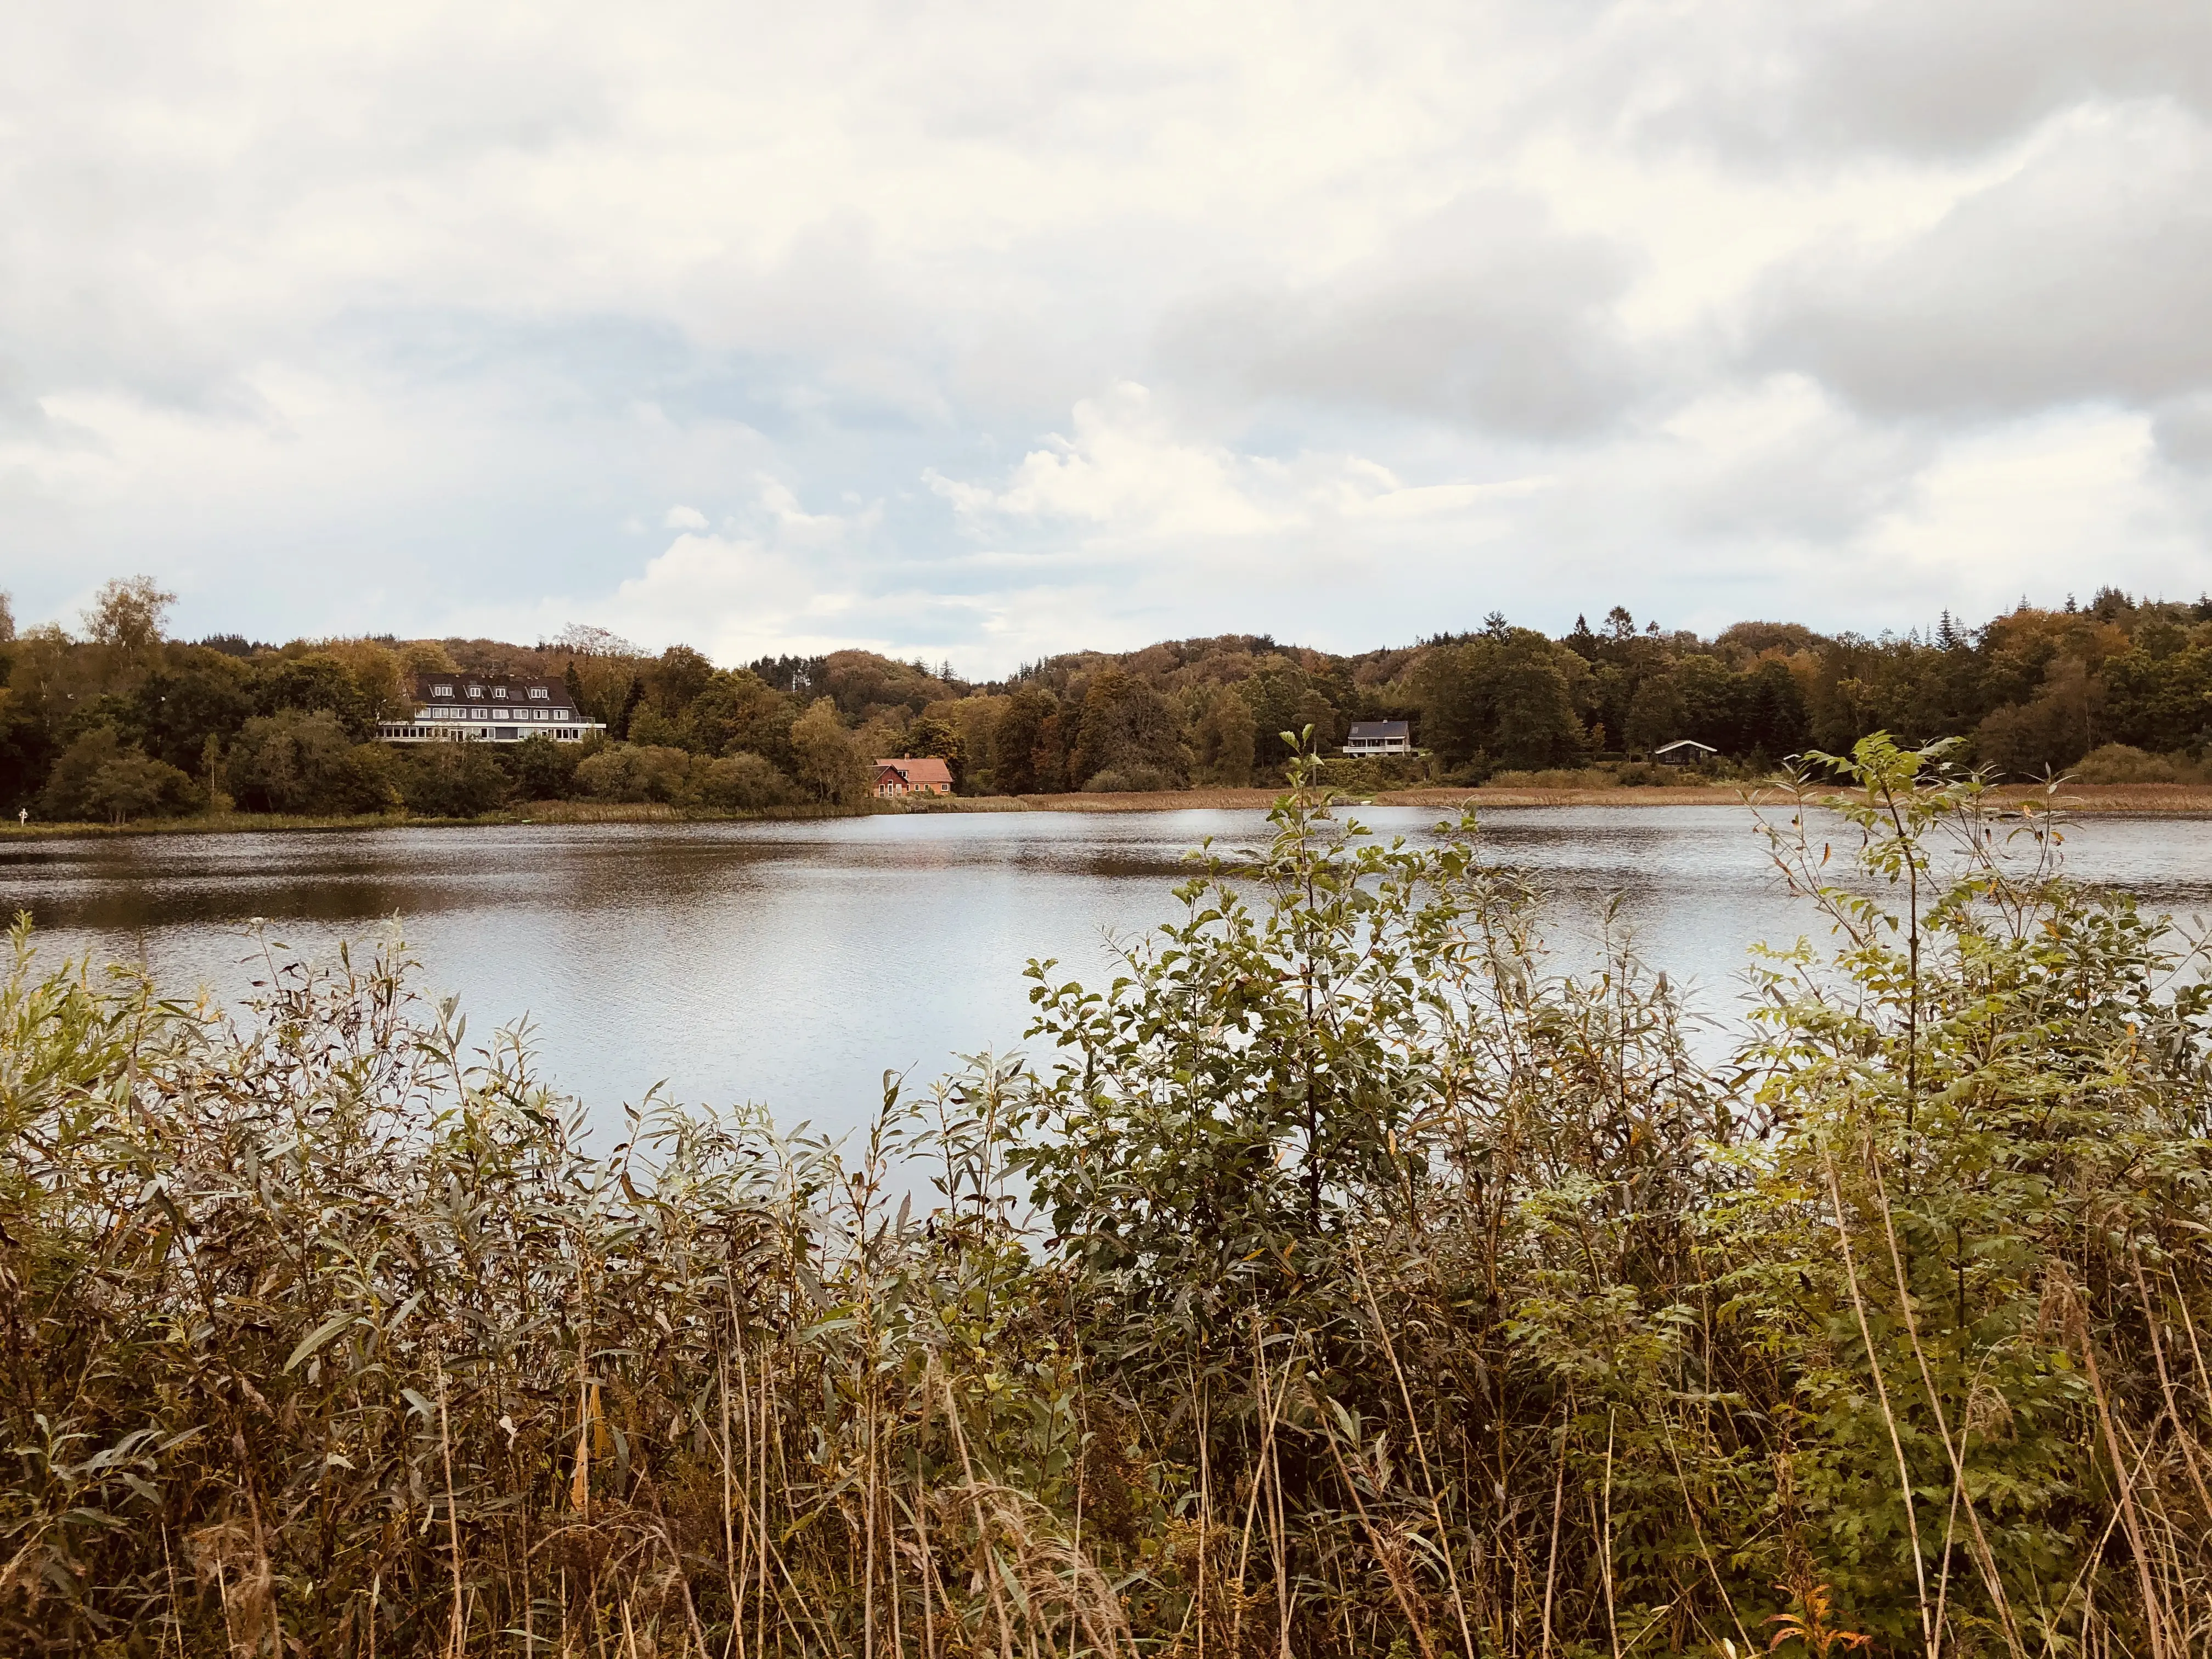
xmin=1342 ymin=720 xmax=1413 ymax=757
xmin=1651 ymin=738 xmax=1718 ymax=767
xmin=875 ymin=757 xmax=954 ymax=797
xmin=377 ymin=676 xmax=608 ymax=744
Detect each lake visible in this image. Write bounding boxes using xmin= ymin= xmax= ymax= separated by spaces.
xmin=7 ymin=806 xmax=2212 ymax=1142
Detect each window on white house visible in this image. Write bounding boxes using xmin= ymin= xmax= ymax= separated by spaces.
xmin=433 ymin=682 xmax=454 ymax=697
xmin=468 ymin=685 xmax=484 ymax=698
xmin=529 ymin=686 xmax=550 ymax=699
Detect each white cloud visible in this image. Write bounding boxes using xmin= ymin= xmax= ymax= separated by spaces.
xmin=935 ymin=383 xmax=1285 ymax=539
xmin=933 ymin=382 xmax=1555 ymax=551
xmin=578 ymin=480 xmax=893 ymax=663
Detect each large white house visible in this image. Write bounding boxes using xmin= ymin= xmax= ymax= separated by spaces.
xmin=377 ymin=675 xmax=607 ymax=744
xmin=1342 ymin=719 xmax=1413 ymax=756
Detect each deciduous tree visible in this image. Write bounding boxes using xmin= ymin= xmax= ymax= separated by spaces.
xmin=790 ymin=698 xmax=870 ymax=804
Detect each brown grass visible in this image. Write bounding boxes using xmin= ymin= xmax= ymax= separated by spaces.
xmin=1016 ymin=787 xmax=1290 ymax=811
xmin=1386 ymin=784 xmax=1757 ymax=807
xmin=1390 ymin=782 xmax=2212 ymax=812
xmin=1987 ymin=782 xmax=2212 ymax=813
xmin=507 ymin=799 xmax=686 ymax=823
xmin=0 ymin=808 xmax=426 ymax=839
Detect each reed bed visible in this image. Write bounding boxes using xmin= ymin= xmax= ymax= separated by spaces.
xmin=1983 ymin=782 xmax=2212 ymax=813
xmin=3 ymin=738 xmax=2208 ymax=1656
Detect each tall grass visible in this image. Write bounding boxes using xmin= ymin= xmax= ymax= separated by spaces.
xmin=2 ymin=736 xmax=2207 ymax=1656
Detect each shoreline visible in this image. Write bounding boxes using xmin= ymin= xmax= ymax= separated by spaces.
xmin=1006 ymin=783 xmax=2212 ymax=812
xmin=6 ymin=782 xmax=2211 ymax=842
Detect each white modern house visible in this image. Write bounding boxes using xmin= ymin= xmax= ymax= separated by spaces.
xmin=377 ymin=676 xmax=607 ymax=744
xmin=1342 ymin=719 xmax=1414 ymax=756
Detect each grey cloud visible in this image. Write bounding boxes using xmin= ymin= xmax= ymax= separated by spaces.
xmin=1158 ymin=192 xmax=1643 ymax=438
xmin=1745 ymin=116 xmax=2212 ymax=417
xmin=1587 ymin=0 xmax=2212 ymax=162
xmin=2154 ymin=397 xmax=2212 ymax=471
xmin=0 ymin=5 xmax=617 ymax=422
xmin=1671 ymin=417 xmax=1931 ymax=545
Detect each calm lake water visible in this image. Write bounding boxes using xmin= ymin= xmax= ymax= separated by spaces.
xmin=7 ymin=806 xmax=2212 ymax=1142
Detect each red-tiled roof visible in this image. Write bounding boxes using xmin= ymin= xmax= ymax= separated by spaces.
xmin=877 ymin=757 xmax=953 ymax=786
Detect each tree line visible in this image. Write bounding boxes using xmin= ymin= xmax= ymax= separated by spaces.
xmin=3 ymin=578 xmax=2205 ymax=821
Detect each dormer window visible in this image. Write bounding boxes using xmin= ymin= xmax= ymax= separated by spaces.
xmin=492 ymin=686 xmax=509 ymax=701
xmin=432 ymin=682 xmax=454 ymax=697
xmin=529 ymin=685 xmax=551 ymax=699
xmin=468 ymin=685 xmax=484 ymax=698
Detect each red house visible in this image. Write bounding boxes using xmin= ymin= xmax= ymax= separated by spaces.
xmin=874 ymin=757 xmax=954 ymax=797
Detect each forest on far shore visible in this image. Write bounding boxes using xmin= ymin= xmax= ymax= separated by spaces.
xmin=2 ymin=578 xmax=2204 ymax=822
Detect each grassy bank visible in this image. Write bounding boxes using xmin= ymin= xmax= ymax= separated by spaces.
xmin=13 ymin=775 xmax=2212 ymax=841
xmin=14 ymin=777 xmax=2212 ymax=840
xmin=0 ymin=798 xmax=901 ymax=839
xmin=4 ymin=738 xmax=2207 ymax=1657
xmin=1023 ymin=780 xmax=2212 ymax=812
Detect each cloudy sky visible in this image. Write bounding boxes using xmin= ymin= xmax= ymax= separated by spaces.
xmin=5 ymin=2 xmax=2209 ymax=674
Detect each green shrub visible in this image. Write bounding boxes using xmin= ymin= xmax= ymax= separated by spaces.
xmin=574 ymin=741 xmax=693 ymax=803
xmin=1319 ymin=752 xmax=1430 ymax=792
xmin=1081 ymin=763 xmax=1176 ymax=792
xmin=2070 ymin=741 xmax=2194 ymax=784
xmin=36 ymin=727 xmax=198 ymax=821
xmin=696 ymin=750 xmax=795 ymax=810
xmin=507 ymin=731 xmax=587 ymax=799
xmin=393 ymin=741 xmax=513 ymax=817
xmin=224 ymin=709 xmax=398 ymax=814
xmin=1481 ymin=764 xmax=1615 ymax=788
xmin=789 ymin=698 xmax=870 ymax=803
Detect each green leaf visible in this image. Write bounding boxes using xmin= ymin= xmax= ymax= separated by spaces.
xmin=284 ymin=1311 xmax=359 ymax=1374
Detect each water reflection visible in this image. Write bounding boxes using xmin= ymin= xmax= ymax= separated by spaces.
xmin=5 ymin=806 xmax=2210 ymax=1142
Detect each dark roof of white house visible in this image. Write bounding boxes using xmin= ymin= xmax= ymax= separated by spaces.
xmin=1652 ymin=738 xmax=1717 ymax=754
xmin=413 ymin=674 xmax=568 ymax=704
xmin=1347 ymin=720 xmax=1411 ymax=739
